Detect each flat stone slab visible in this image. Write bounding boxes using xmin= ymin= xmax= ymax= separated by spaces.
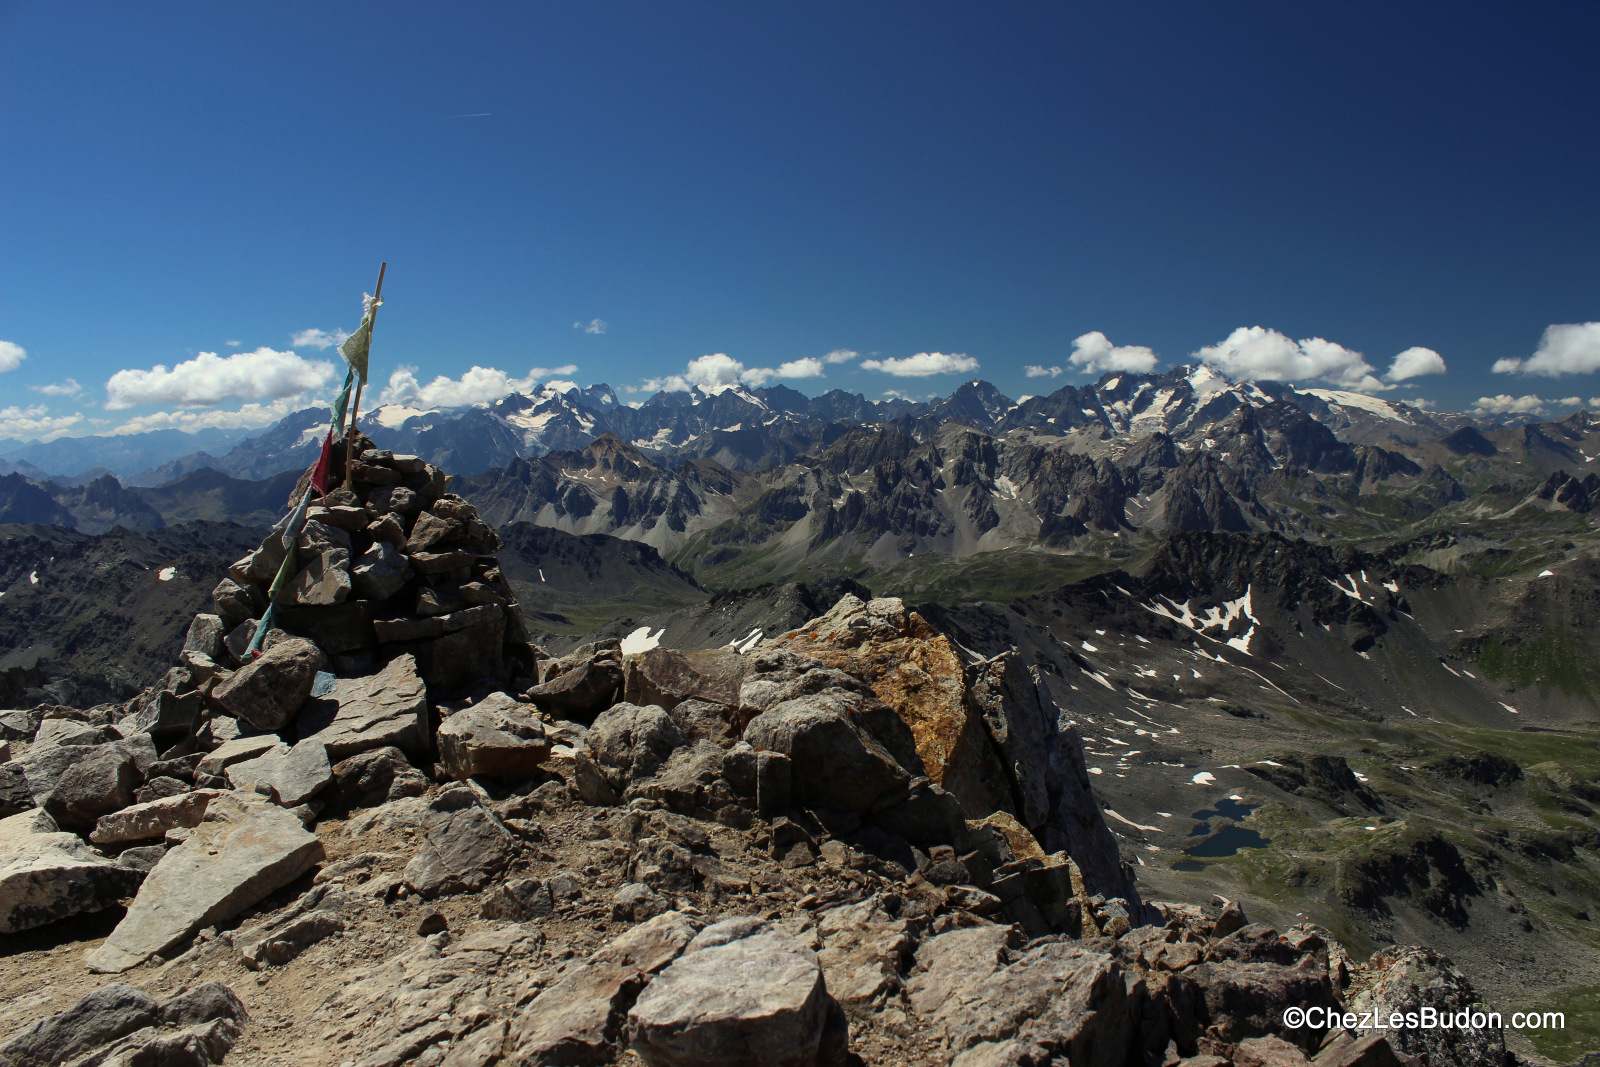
xmin=1 ymin=811 xmax=145 ymax=935
xmin=90 ymin=790 xmax=218 ymax=845
xmin=297 ymin=654 xmax=429 ymax=760
xmin=224 ymin=738 xmax=331 ymax=806
xmin=437 ymin=693 xmax=550 ymax=782
xmin=86 ymin=793 xmax=324 ymax=973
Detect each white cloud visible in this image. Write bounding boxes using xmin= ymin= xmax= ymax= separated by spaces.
xmin=0 ymin=341 xmax=25 ymax=373
xmin=376 ymin=364 xmax=579 ymax=408
xmin=225 ymin=340 xmax=242 ymax=347
xmin=291 ymin=328 xmax=350 ymax=350
xmin=1492 ymin=322 xmax=1600 ymax=377
xmin=0 ymin=404 xmax=82 ymax=441
xmin=1471 ymin=394 xmax=1547 ymax=416
xmin=29 ymin=379 xmax=82 ymax=397
xmin=1385 ymin=346 xmax=1447 ymax=382
xmin=108 ymin=397 xmax=312 ymax=435
xmin=1068 ymin=331 xmax=1159 ymax=374
xmin=638 ymin=352 xmax=829 ymax=393
xmin=104 ymin=348 xmax=338 ymax=410
xmin=1591 ymin=397 xmax=1600 ymax=408
xmin=860 ymin=351 xmax=979 ymax=377
xmin=1403 ymin=397 xmax=1435 ymax=410
xmin=742 ymin=358 xmax=826 ymax=386
xmin=1194 ymin=326 xmax=1390 ymax=391
xmin=1559 ymin=396 xmax=1583 ymax=406
xmin=823 ymin=349 xmax=860 ymax=364
xmin=1025 ymin=364 xmax=1064 ymax=378
xmin=574 ymin=319 xmax=608 ymax=335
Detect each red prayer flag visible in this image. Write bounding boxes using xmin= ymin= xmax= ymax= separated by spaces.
xmin=310 ymin=429 xmax=334 ymax=496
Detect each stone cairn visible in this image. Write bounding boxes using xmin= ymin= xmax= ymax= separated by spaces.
xmin=0 ymin=446 xmax=1509 ymax=1067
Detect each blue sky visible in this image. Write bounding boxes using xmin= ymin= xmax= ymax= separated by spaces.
xmin=4 ymin=2 xmax=1600 ymax=440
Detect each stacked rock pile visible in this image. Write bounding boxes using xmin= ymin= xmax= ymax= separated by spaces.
xmin=0 ymin=447 xmax=1511 ymax=1066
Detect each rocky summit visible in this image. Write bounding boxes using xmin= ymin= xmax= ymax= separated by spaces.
xmin=0 ymin=446 xmax=1538 ymax=1067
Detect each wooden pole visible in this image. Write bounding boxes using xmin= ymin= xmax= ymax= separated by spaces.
xmin=342 ymin=262 xmax=386 ymax=488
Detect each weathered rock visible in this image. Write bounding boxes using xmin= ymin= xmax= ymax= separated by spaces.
xmin=0 ymin=982 xmax=162 ymax=1066
xmin=0 ymin=708 xmax=43 ymax=740
xmin=352 ymin=539 xmax=411 ymax=601
xmin=0 ymin=761 xmax=32 ymax=817
xmin=194 ymin=734 xmax=281 ymax=778
xmin=211 ymin=577 xmax=260 ymax=628
xmin=211 ymin=635 xmax=330 ymax=731
xmin=0 ymin=811 xmax=146 ymax=934
xmin=367 ymin=512 xmax=407 ymax=547
xmin=623 ymin=647 xmax=749 ymax=711
xmin=509 ymin=910 xmax=700 ymax=1065
xmin=402 ymin=785 xmax=519 ymax=898
xmin=403 ymin=606 xmax=508 ymax=692
xmin=586 ymin=702 xmax=684 ymax=793
xmin=906 ymin=923 xmax=1018 ymax=1023
xmin=182 ymin=613 xmax=227 ymax=660
xmin=612 ymin=881 xmax=667 ymax=922
xmin=86 ymin=793 xmax=325 ymax=973
xmin=132 ymin=688 xmax=204 ymax=744
xmin=743 ymin=695 xmax=909 ymax=813
xmin=934 ymin=940 xmax=1130 ymax=1067
xmin=1344 ymin=946 xmax=1506 ymax=1067
xmin=481 ymin=876 xmax=555 ymax=921
xmin=405 ymin=510 xmax=462 ymax=553
xmin=298 ymin=653 xmax=430 ymax=759
xmin=114 ymin=844 xmax=169 ymax=872
xmin=288 ymin=548 xmax=353 ymax=606
xmin=229 ymin=537 xmax=286 ymax=585
xmin=225 ymin=738 xmax=332 ymax=806
xmin=629 ymin=917 xmax=833 ymax=1067
xmin=330 ymin=745 xmax=430 ymax=806
xmin=234 ymin=884 xmax=348 ymax=969
xmin=437 ymin=692 xmax=551 ymax=782
xmin=42 ymin=743 xmax=141 ymax=832
xmin=90 ymin=789 xmax=215 ymax=845
xmin=527 ymin=647 xmax=624 ymax=717
xmin=814 ymin=897 xmax=916 ymax=1014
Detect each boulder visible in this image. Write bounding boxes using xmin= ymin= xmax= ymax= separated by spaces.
xmin=1345 ymin=946 xmax=1507 ymax=1067
xmin=0 ymin=980 xmax=248 ymax=1067
xmin=182 ymin=613 xmax=226 ymax=661
xmin=401 ymin=785 xmax=519 ymax=898
xmin=527 ymin=646 xmax=624 ymax=716
xmin=233 ymin=884 xmax=348 ymax=969
xmin=743 ymin=695 xmax=909 ymax=813
xmin=622 ymin=647 xmax=749 ymax=711
xmin=210 ymin=578 xmax=259 ymax=628
xmin=437 ymin=692 xmax=551 ymax=782
xmin=351 ymin=539 xmax=410 ymax=601
xmin=132 ymin=688 xmax=203 ymax=744
xmin=42 ymin=743 xmax=142 ymax=832
xmin=194 ymin=735 xmax=281 ymax=779
xmin=329 ymin=746 xmax=430 ymax=807
xmin=628 ymin=917 xmax=833 ymax=1067
xmin=481 ymin=877 xmax=555 ymax=921
xmin=0 ymin=811 xmax=146 ymax=934
xmin=224 ymin=738 xmax=332 ymax=807
xmin=210 ymin=635 xmax=330 ymax=731
xmin=297 ymin=653 xmax=429 ymax=759
xmin=405 ymin=510 xmax=461 ymax=553
xmin=406 ymin=606 xmax=507 ymax=691
xmin=287 ymin=548 xmax=353 ymax=606
xmin=933 ymin=941 xmax=1130 ymax=1067
xmin=509 ymin=911 xmax=700 ymax=1065
xmin=586 ymin=702 xmax=684 ymax=793
xmin=89 ymin=790 xmax=215 ymax=845
xmin=0 ymin=708 xmax=43 ymax=740
xmin=0 ymin=982 xmax=161 ymax=1066
xmin=86 ymin=793 xmax=325 ymax=973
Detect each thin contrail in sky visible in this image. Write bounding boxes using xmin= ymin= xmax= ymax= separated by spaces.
xmin=450 ymin=113 xmax=492 ymax=118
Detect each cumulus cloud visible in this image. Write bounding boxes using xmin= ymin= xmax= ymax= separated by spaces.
xmin=376 ymin=364 xmax=579 ymax=408
xmin=0 ymin=340 xmax=25 ymax=372
xmin=742 ymin=358 xmax=825 ymax=387
xmin=0 ymin=404 xmax=82 ymax=441
xmin=1385 ymin=346 xmax=1447 ymax=382
xmin=1195 ymin=327 xmax=1386 ymax=390
xmin=29 ymin=379 xmax=82 ymax=397
xmin=1471 ymin=394 xmax=1548 ymax=416
xmin=1491 ymin=322 xmax=1600 ymax=377
xmin=1403 ymin=398 xmax=1435 ymax=410
xmin=824 ymin=349 xmax=860 ymax=364
xmin=1068 ymin=331 xmax=1159 ymax=374
xmin=574 ymin=319 xmax=608 ymax=335
xmin=638 ymin=353 xmax=829 ymax=393
xmin=1025 ymin=365 xmax=1064 ymax=378
xmin=225 ymin=340 xmax=242 ymax=347
xmin=860 ymin=352 xmax=978 ymax=377
xmin=291 ymin=328 xmax=350 ymax=350
xmin=109 ymin=398 xmax=312 ymax=435
xmin=104 ymin=348 xmax=338 ymax=410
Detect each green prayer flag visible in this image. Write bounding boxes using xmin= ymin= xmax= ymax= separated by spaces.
xmin=338 ymin=321 xmax=371 ymax=383
xmin=330 ymin=367 xmax=355 ymax=440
